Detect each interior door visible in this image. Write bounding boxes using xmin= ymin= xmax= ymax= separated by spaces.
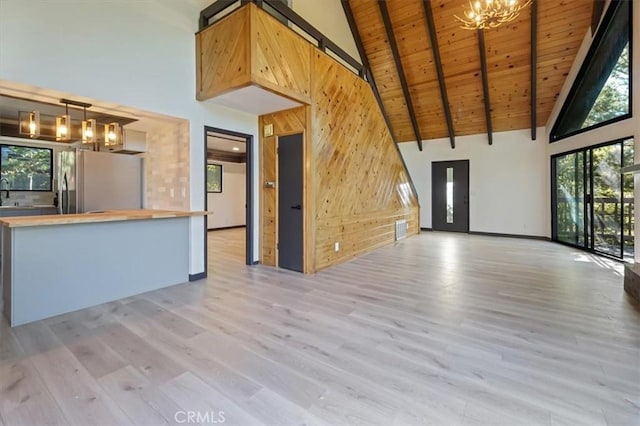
xmin=432 ymin=160 xmax=469 ymax=232
xmin=278 ymin=133 xmax=304 ymax=272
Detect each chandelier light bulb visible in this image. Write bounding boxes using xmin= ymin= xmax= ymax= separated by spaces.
xmin=455 ymin=0 xmax=531 ymax=30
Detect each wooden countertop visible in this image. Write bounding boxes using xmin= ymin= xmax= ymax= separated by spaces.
xmin=0 ymin=209 xmax=207 ymax=228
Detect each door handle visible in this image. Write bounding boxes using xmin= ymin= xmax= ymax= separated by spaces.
xmin=291 ymin=205 xmax=302 ymax=210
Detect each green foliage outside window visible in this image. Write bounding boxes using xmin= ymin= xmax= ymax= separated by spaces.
xmin=582 ymin=44 xmax=629 ymax=129
xmin=207 ymin=164 xmax=222 ymax=193
xmin=0 ymin=145 xmax=52 ymax=191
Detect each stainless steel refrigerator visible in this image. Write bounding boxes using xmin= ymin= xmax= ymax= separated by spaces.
xmin=58 ymin=149 xmax=142 ymax=214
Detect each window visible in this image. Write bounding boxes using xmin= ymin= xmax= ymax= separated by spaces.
xmin=0 ymin=144 xmax=53 ymax=191
xmin=207 ymin=164 xmax=222 ymax=193
xmin=550 ymin=0 xmax=631 ymax=142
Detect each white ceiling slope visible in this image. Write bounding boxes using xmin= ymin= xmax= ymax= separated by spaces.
xmin=210 ymin=85 xmax=301 ymax=115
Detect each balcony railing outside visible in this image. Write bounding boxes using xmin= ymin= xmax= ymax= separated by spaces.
xmin=556 ymin=196 xmax=634 ymax=259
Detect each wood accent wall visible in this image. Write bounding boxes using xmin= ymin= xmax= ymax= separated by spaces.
xmin=199 ymin=4 xmax=419 ymax=272
xmin=311 ymin=51 xmax=419 ymax=270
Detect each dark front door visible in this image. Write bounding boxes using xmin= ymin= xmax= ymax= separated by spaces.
xmin=432 ymin=160 xmax=469 ymax=232
xmin=278 ymin=133 xmax=304 ymax=272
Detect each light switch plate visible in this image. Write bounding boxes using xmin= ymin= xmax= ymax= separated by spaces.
xmin=263 ymin=123 xmax=274 ymax=137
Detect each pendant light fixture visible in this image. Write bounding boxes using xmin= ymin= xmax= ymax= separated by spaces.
xmin=81 ymin=105 xmax=96 ymax=144
xmin=56 ymin=102 xmax=71 ymax=141
xmin=28 ymin=111 xmax=40 ymax=138
xmin=104 ymin=122 xmax=121 ymax=146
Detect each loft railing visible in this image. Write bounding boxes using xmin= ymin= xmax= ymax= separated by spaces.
xmin=198 ymin=0 xmax=364 ymax=78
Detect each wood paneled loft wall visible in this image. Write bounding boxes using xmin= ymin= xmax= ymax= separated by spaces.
xmin=196 ymin=5 xmax=311 ymax=104
xmin=197 ymin=3 xmax=419 ymax=272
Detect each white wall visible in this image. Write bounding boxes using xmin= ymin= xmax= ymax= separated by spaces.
xmin=291 ymin=0 xmax=360 ymax=63
xmin=207 ymin=162 xmax=246 ymax=229
xmin=0 ymin=0 xmax=260 ymax=273
xmin=401 ymin=128 xmax=548 ymax=237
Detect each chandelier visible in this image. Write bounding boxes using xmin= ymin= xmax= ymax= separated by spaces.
xmin=455 ymin=0 xmax=532 ymax=30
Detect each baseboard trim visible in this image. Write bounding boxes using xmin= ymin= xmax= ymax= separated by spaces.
xmin=468 ymin=231 xmax=550 ymax=241
xmin=188 ymin=272 xmax=207 ymax=281
xmin=208 ymin=225 xmax=246 ymax=232
xmin=422 ymin=228 xmax=549 ymax=241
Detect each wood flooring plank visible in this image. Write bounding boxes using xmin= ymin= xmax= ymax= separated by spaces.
xmin=93 ymin=321 xmax=186 ymax=386
xmin=160 ymin=372 xmax=264 ymax=426
xmin=48 ymin=319 xmax=128 ymax=380
xmin=0 ymin=359 xmax=68 ymax=426
xmin=97 ymin=365 xmax=184 ymax=426
xmin=190 ymin=331 xmax=328 ymax=411
xmin=12 ymin=322 xmax=132 ymax=425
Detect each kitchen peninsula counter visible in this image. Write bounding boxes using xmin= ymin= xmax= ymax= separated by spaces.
xmin=2 ymin=209 xmax=205 ymax=326
xmin=0 ymin=209 xmax=205 ymax=227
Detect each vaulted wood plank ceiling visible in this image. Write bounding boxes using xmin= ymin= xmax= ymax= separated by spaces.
xmin=346 ymin=0 xmax=594 ymax=143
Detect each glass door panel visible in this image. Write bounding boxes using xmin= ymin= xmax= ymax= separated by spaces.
xmin=554 ymin=152 xmax=585 ymax=246
xmin=592 ymin=144 xmax=622 ymax=257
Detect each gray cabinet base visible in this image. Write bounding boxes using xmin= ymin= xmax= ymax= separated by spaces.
xmin=3 ymin=217 xmax=190 ymax=326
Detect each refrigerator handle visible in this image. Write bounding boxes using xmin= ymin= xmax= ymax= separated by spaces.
xmin=60 ymin=173 xmax=68 ymax=215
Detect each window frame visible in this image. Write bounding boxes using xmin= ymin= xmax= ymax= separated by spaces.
xmin=207 ymin=163 xmax=223 ymax=193
xmin=549 ymin=0 xmax=632 ymax=143
xmin=0 ymin=143 xmax=54 ymax=192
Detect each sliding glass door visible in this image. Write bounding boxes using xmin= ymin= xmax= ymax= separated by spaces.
xmin=552 ymin=138 xmax=634 ymax=260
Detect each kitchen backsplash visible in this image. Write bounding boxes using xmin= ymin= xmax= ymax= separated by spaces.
xmin=5 ymin=191 xmax=55 ymax=206
xmin=144 ymin=120 xmax=190 ymax=211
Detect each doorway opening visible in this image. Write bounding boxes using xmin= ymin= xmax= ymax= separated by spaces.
xmin=552 ymin=137 xmax=634 ymax=261
xmin=203 ymin=126 xmax=254 ymax=272
xmin=432 ymin=160 xmax=470 ymax=233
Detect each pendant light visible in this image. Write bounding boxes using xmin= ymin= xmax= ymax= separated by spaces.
xmin=28 ymin=111 xmax=40 ymax=138
xmin=81 ymin=106 xmax=96 ymax=144
xmin=104 ymin=122 xmax=120 ymax=146
xmin=56 ymin=102 xmax=71 ymax=141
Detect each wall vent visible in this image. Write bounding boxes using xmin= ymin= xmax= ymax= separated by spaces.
xmin=395 ymin=219 xmax=407 ymax=241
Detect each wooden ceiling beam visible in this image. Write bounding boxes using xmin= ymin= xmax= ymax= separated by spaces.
xmin=530 ymin=0 xmax=538 ymax=140
xmin=477 ymin=30 xmax=493 ymax=145
xmin=422 ymin=0 xmax=456 ymax=149
xmin=378 ymin=0 xmax=423 ymax=151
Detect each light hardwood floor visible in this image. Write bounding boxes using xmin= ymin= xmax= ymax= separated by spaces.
xmin=1 ymin=229 xmax=639 ymax=426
